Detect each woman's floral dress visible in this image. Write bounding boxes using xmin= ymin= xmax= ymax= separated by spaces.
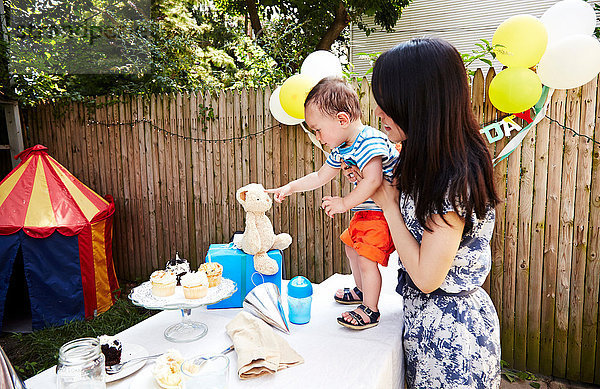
xmin=397 ymin=193 xmax=501 ymax=388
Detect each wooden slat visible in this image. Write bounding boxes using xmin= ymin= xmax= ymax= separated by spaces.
xmin=304 ymin=122 xmax=315 ymax=281
xmin=182 ymin=93 xmax=196 ymax=265
xmin=249 ymin=88 xmax=257 ymax=184
xmin=288 ymin=124 xmax=298 ymax=278
xmin=486 ymin=68 xmax=504 ymax=323
xmin=514 ymin=118 xmax=535 ymax=371
xmin=566 ymin=79 xmax=596 ymax=381
xmin=502 ymin=119 xmax=521 ymax=367
xmin=218 ymin=91 xmax=229 ymax=242
xmin=264 ymin=87 xmax=274 ymax=221
xmin=553 ymin=87 xmax=580 ymax=377
xmin=226 ymin=90 xmax=237 ymax=235
xmin=191 ymin=91 xmax=206 ymax=261
xmin=279 ymin=124 xmax=290 ymax=277
xmin=149 ymin=94 xmax=163 ymax=269
xmin=583 ymin=78 xmax=600 ymax=384
xmin=135 ymin=96 xmax=151 ymax=276
xmin=204 ymin=91 xmax=216 ymax=247
xmin=234 ymin=90 xmax=244 ymax=233
xmin=540 ymin=88 xmax=567 ymax=375
xmin=157 ymin=95 xmax=170 ymax=263
xmin=105 ymin=98 xmax=122 ymax=276
xmin=527 ymin=99 xmax=551 ymax=373
xmin=471 ymin=69 xmax=491 ymax=294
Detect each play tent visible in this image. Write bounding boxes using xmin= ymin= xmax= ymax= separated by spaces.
xmin=0 ymin=145 xmax=118 ymax=330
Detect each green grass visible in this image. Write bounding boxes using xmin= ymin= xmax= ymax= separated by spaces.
xmin=1 ymin=296 xmax=156 ymax=380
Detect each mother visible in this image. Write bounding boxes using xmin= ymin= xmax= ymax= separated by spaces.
xmin=348 ymin=38 xmax=501 ymax=388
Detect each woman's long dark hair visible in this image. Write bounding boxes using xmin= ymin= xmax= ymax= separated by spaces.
xmin=372 ymin=38 xmax=499 ymax=231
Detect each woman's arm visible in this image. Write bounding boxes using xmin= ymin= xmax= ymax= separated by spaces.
xmin=373 ymin=181 xmax=465 ymax=293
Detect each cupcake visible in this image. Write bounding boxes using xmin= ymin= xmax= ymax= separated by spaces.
xmin=165 ymin=253 xmax=190 ymax=286
xmin=99 ymin=335 xmax=122 ymax=366
xmin=150 ymin=270 xmax=177 ymax=297
xmin=180 ymin=271 xmax=209 ymax=299
xmin=199 ymin=262 xmax=223 ymax=287
xmin=153 ymin=349 xmax=184 ymax=389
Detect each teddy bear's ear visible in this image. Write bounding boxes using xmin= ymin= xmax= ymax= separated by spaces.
xmin=236 ymin=187 xmax=248 ymax=204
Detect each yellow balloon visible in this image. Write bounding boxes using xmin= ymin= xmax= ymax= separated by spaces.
xmin=279 ymin=74 xmax=317 ymax=119
xmin=488 ymin=68 xmax=542 ymax=113
xmin=492 ymin=14 xmax=548 ymax=68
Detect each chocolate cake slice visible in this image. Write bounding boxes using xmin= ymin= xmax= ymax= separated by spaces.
xmin=99 ymin=335 xmax=122 ymax=367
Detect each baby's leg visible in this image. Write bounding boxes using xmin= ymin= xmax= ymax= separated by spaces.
xmin=357 ymin=256 xmax=382 ymax=312
xmin=340 ymin=256 xmax=382 ymax=325
xmin=335 ymin=245 xmax=363 ymax=300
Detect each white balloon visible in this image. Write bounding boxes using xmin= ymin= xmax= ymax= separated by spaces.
xmin=537 ymin=34 xmax=600 ymax=89
xmin=300 ymin=51 xmax=343 ymax=82
xmin=269 ymin=86 xmax=304 ymax=125
xmin=541 ymin=0 xmax=596 ymax=43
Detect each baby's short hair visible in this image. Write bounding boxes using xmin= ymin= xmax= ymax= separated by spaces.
xmin=304 ymin=77 xmax=362 ymax=121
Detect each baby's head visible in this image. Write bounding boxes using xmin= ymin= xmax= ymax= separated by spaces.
xmin=304 ymin=77 xmax=362 ymax=148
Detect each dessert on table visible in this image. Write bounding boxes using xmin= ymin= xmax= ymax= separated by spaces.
xmin=99 ymin=335 xmax=122 ymax=366
xmin=150 ymin=270 xmax=177 ymax=297
xmin=199 ymin=262 xmax=223 ymax=287
xmin=181 ymin=271 xmax=209 ymax=299
xmin=153 ymin=349 xmax=185 ymax=389
xmin=165 ymin=253 xmax=190 ymax=286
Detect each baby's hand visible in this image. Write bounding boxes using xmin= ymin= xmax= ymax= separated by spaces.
xmin=266 ymin=185 xmax=293 ymax=203
xmin=321 ymin=196 xmax=347 ymax=218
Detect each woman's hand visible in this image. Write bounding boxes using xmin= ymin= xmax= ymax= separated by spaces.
xmin=340 ymin=161 xmax=362 ymax=184
xmin=370 ymin=180 xmax=400 ymax=214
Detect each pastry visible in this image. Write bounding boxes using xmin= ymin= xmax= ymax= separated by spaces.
xmin=165 ymin=253 xmax=190 ymax=286
xmin=199 ymin=262 xmax=223 ymax=287
xmin=181 ymin=271 xmax=209 ymax=299
xmin=153 ymin=349 xmax=184 ymax=389
xmin=99 ymin=335 xmax=122 ymax=366
xmin=150 ymin=270 xmax=177 ymax=297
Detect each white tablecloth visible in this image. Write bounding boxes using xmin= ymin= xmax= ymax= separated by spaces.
xmin=25 ymin=259 xmax=404 ymax=389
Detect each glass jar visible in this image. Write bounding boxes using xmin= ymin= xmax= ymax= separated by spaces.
xmin=56 ymin=337 xmax=106 ymax=389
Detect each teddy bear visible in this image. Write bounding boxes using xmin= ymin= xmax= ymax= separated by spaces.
xmin=235 ymin=183 xmax=292 ymax=275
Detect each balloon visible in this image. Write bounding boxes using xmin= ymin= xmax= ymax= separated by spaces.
xmin=541 ymin=0 xmax=596 ymax=44
xmin=300 ymin=51 xmax=343 ymax=83
xmin=279 ymin=74 xmax=317 ymax=120
xmin=537 ymin=34 xmax=600 ymax=89
xmin=492 ymin=14 xmax=548 ymax=68
xmin=488 ymin=68 xmax=543 ymax=113
xmin=269 ymin=87 xmax=303 ymax=125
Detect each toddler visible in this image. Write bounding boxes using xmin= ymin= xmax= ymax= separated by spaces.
xmin=267 ymin=77 xmax=399 ymax=329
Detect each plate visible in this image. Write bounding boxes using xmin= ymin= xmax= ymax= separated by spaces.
xmin=106 ymin=343 xmax=149 ymax=382
xmin=129 ymin=279 xmax=237 ymax=310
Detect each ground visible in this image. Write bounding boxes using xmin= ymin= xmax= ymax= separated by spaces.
xmin=501 ymin=376 xmax=600 ymax=388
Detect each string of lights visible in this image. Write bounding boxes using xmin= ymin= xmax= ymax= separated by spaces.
xmin=544 ymin=115 xmax=599 ymax=145
xmin=87 ymin=114 xmax=599 ymax=146
xmin=86 ymin=118 xmax=282 ymax=143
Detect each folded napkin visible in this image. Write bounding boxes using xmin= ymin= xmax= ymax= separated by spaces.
xmin=226 ymin=311 xmax=304 ymax=379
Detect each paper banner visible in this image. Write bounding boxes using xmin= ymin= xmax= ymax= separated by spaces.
xmin=493 ymin=86 xmax=554 ymax=166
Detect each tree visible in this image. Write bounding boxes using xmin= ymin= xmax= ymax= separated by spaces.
xmin=215 ymin=0 xmax=412 ymax=51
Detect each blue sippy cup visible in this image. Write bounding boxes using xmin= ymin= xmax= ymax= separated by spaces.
xmin=287 ymin=276 xmax=313 ymax=324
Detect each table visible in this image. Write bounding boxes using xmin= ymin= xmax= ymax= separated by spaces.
xmin=25 ymin=258 xmax=404 ymax=389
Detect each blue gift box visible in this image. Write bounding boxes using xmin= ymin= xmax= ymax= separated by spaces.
xmin=207 ymin=243 xmax=283 ymax=309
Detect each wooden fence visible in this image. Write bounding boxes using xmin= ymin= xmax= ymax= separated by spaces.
xmin=22 ymin=70 xmax=600 ymax=383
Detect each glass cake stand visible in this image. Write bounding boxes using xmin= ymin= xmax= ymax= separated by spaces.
xmin=129 ymin=279 xmax=237 ymax=343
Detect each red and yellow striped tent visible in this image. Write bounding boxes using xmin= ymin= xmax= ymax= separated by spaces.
xmin=0 ymin=145 xmax=118 ymax=330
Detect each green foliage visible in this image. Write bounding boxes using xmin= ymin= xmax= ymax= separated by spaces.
xmin=5 ymin=297 xmax=155 ymax=380
xmin=460 ymin=39 xmax=499 ymax=77
xmin=1 ymin=0 xmax=292 ymax=105
xmin=501 ymin=360 xmax=541 ymax=388
xmin=215 ymin=0 xmax=412 ymax=51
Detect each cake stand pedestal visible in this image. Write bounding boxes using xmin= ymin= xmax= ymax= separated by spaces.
xmin=128 ymin=279 xmax=237 ymax=343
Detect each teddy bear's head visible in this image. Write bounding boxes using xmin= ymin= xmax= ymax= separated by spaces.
xmin=236 ymin=183 xmax=272 ymax=213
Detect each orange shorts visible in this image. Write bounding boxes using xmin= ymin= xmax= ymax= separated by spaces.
xmin=340 ymin=210 xmax=395 ymax=266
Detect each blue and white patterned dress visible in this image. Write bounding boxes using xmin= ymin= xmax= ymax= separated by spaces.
xmin=397 ymin=192 xmax=501 ymax=388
